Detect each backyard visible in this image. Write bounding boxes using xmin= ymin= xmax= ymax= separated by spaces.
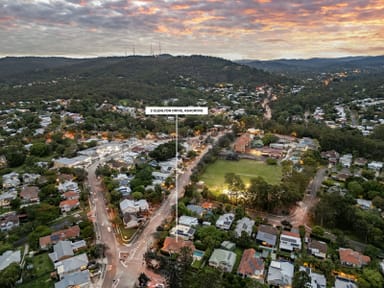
xmin=200 ymin=159 xmax=282 ymax=194
xmin=19 ymin=253 xmax=54 ymax=288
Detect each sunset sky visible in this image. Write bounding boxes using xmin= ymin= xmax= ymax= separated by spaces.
xmin=0 ymin=0 xmax=383 ymax=60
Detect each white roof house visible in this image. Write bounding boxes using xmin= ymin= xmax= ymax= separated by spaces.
xmin=334 ymin=277 xmax=358 ymax=288
xmin=267 ymin=261 xmax=294 ymax=287
xmin=53 ymin=156 xmax=91 ymax=169
xmin=216 ymin=213 xmax=235 ymax=230
xmin=170 ymin=224 xmax=196 ymax=240
xmin=0 ymin=250 xmax=21 ymax=271
xmin=152 ymin=171 xmax=170 ymax=181
xmin=58 ymin=181 xmax=80 ymax=193
xmin=119 ymin=199 xmax=149 ymax=214
xmin=179 ymin=216 xmax=199 ymax=227
xmin=356 ymin=199 xmax=372 ymax=210
xmin=368 ymin=161 xmax=383 ymax=171
xmin=2 ymin=172 xmax=20 ymax=188
xmin=339 ymin=154 xmax=353 ymax=168
xmin=209 ymin=249 xmax=237 ymax=272
xmin=235 ymin=217 xmax=255 ymax=238
xmin=279 ymin=231 xmax=302 ymax=252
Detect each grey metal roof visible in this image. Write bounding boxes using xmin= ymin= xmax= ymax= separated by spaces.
xmin=55 ymin=270 xmax=90 ymax=288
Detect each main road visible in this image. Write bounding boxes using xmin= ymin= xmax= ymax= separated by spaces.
xmin=87 ymin=162 xmax=126 ymax=288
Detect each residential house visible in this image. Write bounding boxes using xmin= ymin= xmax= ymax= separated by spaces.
xmin=308 ymin=239 xmax=327 ymax=259
xmin=49 ymin=241 xmax=74 ymax=263
xmin=221 ymin=241 xmax=236 ymax=251
xmin=119 ymin=199 xmax=149 ymax=214
xmin=297 ymin=137 xmax=319 ymax=151
xmin=55 ymin=270 xmax=90 ymax=288
xmin=0 ymin=191 xmax=17 ymax=208
xmin=40 ymin=225 xmax=81 ymax=249
xmin=178 ymin=216 xmax=199 ymax=227
xmin=321 ymin=150 xmax=340 ymax=165
xmin=152 ymin=171 xmax=170 ymax=182
xmin=216 ymin=213 xmax=235 ymax=230
xmin=2 ymin=172 xmax=20 ymax=188
xmin=279 ymin=231 xmax=302 ymax=252
xmin=71 ymin=240 xmax=87 ymax=252
xmin=267 ymin=260 xmax=294 ymax=288
xmin=55 ymin=253 xmax=89 ymax=279
xmin=60 ymin=199 xmax=80 ymax=213
xmin=116 ymin=186 xmax=131 ymax=197
xmin=235 ymin=217 xmax=255 ymax=238
xmin=0 ymin=250 xmax=21 ymax=271
xmin=299 ymin=267 xmax=326 ymax=288
xmin=233 ymin=133 xmax=251 ymax=153
xmin=334 ymin=277 xmax=358 ymax=288
xmin=356 ymin=199 xmax=372 ymax=210
xmin=57 ymin=174 xmax=74 ymax=183
xmin=209 ymin=249 xmax=237 ymax=272
xmin=186 ymin=204 xmax=204 ymax=217
xmin=19 ymin=186 xmax=40 ymax=203
xmin=251 ymin=139 xmax=264 ymax=149
xmin=339 ymin=154 xmax=353 ymax=168
xmin=339 ymin=248 xmax=371 ymax=268
xmin=368 ymin=161 xmax=383 ymax=171
xmin=53 ymin=156 xmax=91 ymax=169
xmin=159 ymin=158 xmax=176 ymax=173
xmin=169 ymin=225 xmax=196 ymax=240
xmin=0 ymin=212 xmax=19 ymax=232
xmin=161 ymin=236 xmax=195 ymax=255
xmin=62 ymin=191 xmax=80 ymax=201
xmin=22 ymin=173 xmax=41 ymax=184
xmin=122 ymin=213 xmax=140 ymax=229
xmin=58 ymin=180 xmax=80 ymax=193
xmin=256 ymin=225 xmax=278 ymax=248
xmin=237 ymin=248 xmax=265 ymax=281
xmin=200 ymin=201 xmax=214 ymax=211
xmin=354 ymin=157 xmax=367 ymax=167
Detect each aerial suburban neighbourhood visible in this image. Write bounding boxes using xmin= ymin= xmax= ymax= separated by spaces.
xmin=0 ymin=52 xmax=384 ymax=288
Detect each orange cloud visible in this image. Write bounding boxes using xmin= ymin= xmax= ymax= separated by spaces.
xmin=172 ymin=4 xmax=190 ymax=10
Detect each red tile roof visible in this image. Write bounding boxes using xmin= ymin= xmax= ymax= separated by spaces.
xmin=201 ymin=202 xmax=214 ymax=209
xmin=339 ymin=248 xmax=370 ymax=267
xmin=39 ymin=225 xmax=80 ymax=248
xmin=161 ymin=237 xmax=195 ymax=254
xmin=59 ymin=199 xmax=79 ymax=208
xmin=237 ymin=248 xmax=264 ymax=277
xmin=281 ymin=231 xmax=300 ymax=238
xmin=62 ymin=191 xmax=80 ymax=199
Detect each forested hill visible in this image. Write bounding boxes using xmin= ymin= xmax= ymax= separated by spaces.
xmin=0 ymin=55 xmax=288 ymax=103
xmin=238 ymin=55 xmax=384 ymax=76
xmin=0 ymin=57 xmax=84 ymax=81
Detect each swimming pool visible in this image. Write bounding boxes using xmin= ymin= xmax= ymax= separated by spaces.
xmin=193 ymin=250 xmax=204 ymax=258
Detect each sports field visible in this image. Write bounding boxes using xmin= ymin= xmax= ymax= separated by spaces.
xmin=200 ymin=159 xmax=281 ymax=193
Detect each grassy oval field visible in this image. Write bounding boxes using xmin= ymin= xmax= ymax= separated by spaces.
xmin=200 ymin=159 xmax=282 ymax=194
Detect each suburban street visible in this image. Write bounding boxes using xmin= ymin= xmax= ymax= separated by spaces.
xmin=87 ymin=162 xmax=126 ymax=288
xmin=290 ymin=167 xmax=327 ymax=228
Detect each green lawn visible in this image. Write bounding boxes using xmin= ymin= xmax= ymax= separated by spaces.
xmin=200 ymin=159 xmax=282 ymax=194
xmin=19 ymin=253 xmax=54 ymax=288
xmin=118 ymin=223 xmax=137 ymax=242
